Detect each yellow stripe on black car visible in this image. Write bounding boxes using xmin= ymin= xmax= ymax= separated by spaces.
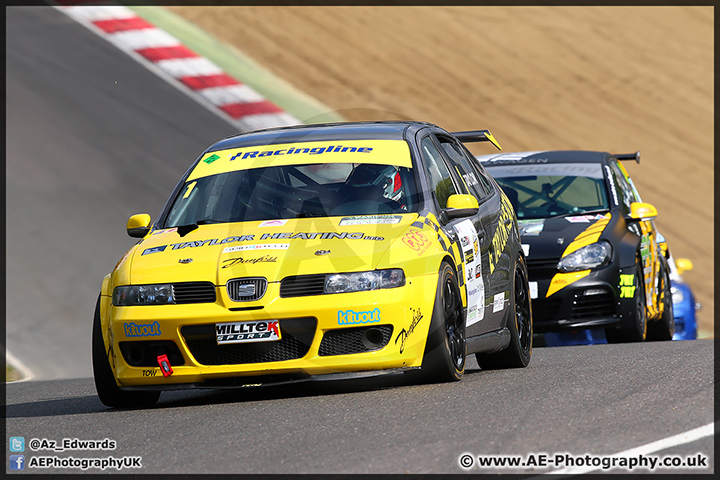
xmin=546 ymin=213 xmax=612 ymax=297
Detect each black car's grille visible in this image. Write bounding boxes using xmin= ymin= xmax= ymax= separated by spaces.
xmin=531 ymin=297 xmax=563 ymax=323
xmin=173 ymin=282 xmax=216 ymax=304
xmin=570 ymin=289 xmax=616 ymax=319
xmin=227 ymin=277 xmax=267 ymax=302
xmin=319 ymin=325 xmax=393 ymax=356
xmin=526 ymin=258 xmax=559 ymax=279
xmin=181 ymin=317 xmax=316 ymax=365
xmin=280 ymin=274 xmax=326 ymax=297
xmin=119 ymin=340 xmax=185 ymax=367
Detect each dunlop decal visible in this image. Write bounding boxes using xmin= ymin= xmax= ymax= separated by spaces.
xmin=489 ymin=194 xmax=515 ymax=274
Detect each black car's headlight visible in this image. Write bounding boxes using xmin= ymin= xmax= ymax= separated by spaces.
xmin=557 ymin=241 xmax=612 ymax=272
xmin=113 ymin=284 xmax=174 ymax=306
xmin=324 ymin=269 xmax=405 ymax=294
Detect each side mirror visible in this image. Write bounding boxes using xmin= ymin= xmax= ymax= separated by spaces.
xmin=439 ymin=194 xmax=479 ymax=224
xmin=675 ymin=258 xmax=693 ymax=275
xmin=127 ymin=213 xmax=152 ymax=238
xmin=629 ymin=202 xmax=657 ymax=221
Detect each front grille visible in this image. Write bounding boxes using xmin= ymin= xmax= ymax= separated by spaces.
xmin=319 ymin=325 xmax=393 ymax=356
xmin=173 ymin=282 xmax=216 ymax=304
xmin=280 ymin=274 xmax=326 ymax=297
xmin=571 ymin=290 xmax=616 ymax=319
xmin=526 ymin=258 xmax=559 ymax=279
xmin=530 ymin=297 xmax=562 ymax=323
xmin=227 ymin=277 xmax=267 ymax=302
xmin=181 ymin=317 xmax=316 ymax=365
xmin=119 ymin=340 xmax=185 ymax=367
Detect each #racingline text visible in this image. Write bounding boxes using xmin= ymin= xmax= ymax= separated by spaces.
xmin=458 ymin=452 xmax=709 ymax=471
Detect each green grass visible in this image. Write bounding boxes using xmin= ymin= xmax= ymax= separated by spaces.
xmin=5 ymin=364 xmax=23 ymax=382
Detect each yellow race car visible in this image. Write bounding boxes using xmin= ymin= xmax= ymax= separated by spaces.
xmin=93 ymin=121 xmax=532 ymax=407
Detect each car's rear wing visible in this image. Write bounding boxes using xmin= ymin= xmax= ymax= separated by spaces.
xmin=614 ymin=151 xmax=640 ymax=163
xmin=451 ymin=130 xmax=502 ymax=151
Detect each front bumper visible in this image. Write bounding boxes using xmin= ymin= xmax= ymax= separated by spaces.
xmin=528 ymin=265 xmax=635 ymax=333
xmin=104 ymin=274 xmax=437 ymax=388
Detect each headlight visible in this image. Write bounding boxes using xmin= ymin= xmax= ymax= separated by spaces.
xmin=557 ymin=241 xmax=612 ymax=272
xmin=113 ymin=284 xmax=174 ymax=306
xmin=324 ymin=269 xmax=405 ymax=294
xmin=671 ymin=285 xmax=684 ymax=304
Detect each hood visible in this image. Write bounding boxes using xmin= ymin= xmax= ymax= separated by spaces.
xmin=519 ymin=213 xmax=611 ymax=260
xmin=127 ymin=214 xmax=417 ymax=285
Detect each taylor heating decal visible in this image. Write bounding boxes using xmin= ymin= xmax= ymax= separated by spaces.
xmin=142 ymin=232 xmax=384 ymax=255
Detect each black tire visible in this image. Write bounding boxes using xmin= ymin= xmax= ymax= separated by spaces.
xmin=92 ymin=296 xmax=160 ymax=408
xmin=606 ymin=259 xmax=647 ymax=343
xmin=417 ymin=261 xmax=466 ymax=382
xmin=647 ymin=263 xmax=674 ymax=341
xmin=475 ymin=254 xmax=533 ymax=369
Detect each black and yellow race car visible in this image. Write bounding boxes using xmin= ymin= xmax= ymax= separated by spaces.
xmin=93 ymin=121 xmax=533 ymax=407
xmin=477 ymin=150 xmax=673 ymax=344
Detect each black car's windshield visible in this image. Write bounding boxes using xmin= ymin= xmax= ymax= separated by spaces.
xmin=484 ymin=163 xmax=610 ymax=220
xmin=164 ymin=163 xmax=418 ymax=226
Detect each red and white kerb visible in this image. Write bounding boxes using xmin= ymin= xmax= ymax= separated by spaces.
xmin=52 ymin=0 xmax=301 ymax=132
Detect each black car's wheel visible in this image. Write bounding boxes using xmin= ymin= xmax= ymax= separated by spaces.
xmin=417 ymin=261 xmax=466 ymax=382
xmin=606 ymin=258 xmax=647 ymax=343
xmin=475 ymin=254 xmax=533 ymax=369
xmin=647 ymin=263 xmax=675 ymax=341
xmin=92 ymin=296 xmax=160 ymax=408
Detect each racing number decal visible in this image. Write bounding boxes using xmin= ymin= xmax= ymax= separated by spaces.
xmin=402 ymin=230 xmax=431 ymax=255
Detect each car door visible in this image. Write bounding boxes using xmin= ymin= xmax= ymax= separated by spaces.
xmin=429 ymin=134 xmax=507 ymax=336
xmin=606 ymin=159 xmax=660 ymax=315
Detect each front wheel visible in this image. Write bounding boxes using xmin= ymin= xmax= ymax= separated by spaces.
xmin=647 ymin=263 xmax=674 ymax=341
xmin=606 ymin=259 xmax=647 ymax=343
xmin=417 ymin=261 xmax=466 ymax=382
xmin=92 ymin=296 xmax=160 ymax=408
xmin=476 ymin=254 xmax=533 ymax=369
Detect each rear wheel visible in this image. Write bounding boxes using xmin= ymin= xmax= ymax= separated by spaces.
xmin=92 ymin=296 xmax=160 ymax=408
xmin=606 ymin=259 xmax=647 ymax=343
xmin=647 ymin=263 xmax=674 ymax=341
xmin=476 ymin=254 xmax=532 ymax=369
xmin=417 ymin=261 xmax=466 ymax=382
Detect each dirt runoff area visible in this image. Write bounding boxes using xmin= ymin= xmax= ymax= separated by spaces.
xmin=167 ymin=6 xmax=713 ymax=338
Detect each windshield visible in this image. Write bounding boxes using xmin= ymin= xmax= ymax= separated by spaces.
xmin=484 ymin=163 xmax=609 ymax=220
xmin=164 ymin=163 xmax=418 ymax=226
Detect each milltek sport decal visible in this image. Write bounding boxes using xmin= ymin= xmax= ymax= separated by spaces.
xmin=216 ymin=320 xmax=281 ymax=344
xmin=187 ymin=140 xmax=412 ymax=181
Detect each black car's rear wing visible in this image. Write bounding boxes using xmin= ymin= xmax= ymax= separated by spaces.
xmin=614 ymin=151 xmax=640 ymax=163
xmin=451 ymin=130 xmax=502 ymax=151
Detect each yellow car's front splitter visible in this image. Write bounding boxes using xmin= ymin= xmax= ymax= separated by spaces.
xmin=108 ymin=274 xmax=439 ymax=388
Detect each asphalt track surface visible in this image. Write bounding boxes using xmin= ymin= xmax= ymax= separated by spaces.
xmin=5 ymin=7 xmax=715 ymax=475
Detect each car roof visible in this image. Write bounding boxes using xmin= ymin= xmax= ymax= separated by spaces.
xmin=477 ymin=150 xmax=612 ymax=166
xmin=207 ymin=121 xmax=438 ymax=152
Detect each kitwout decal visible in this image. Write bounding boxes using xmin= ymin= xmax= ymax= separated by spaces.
xmin=124 ymin=322 xmax=161 ymax=337
xmin=338 ymin=309 xmax=380 ymax=325
xmin=53 ymin=1 xmax=299 ymax=132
